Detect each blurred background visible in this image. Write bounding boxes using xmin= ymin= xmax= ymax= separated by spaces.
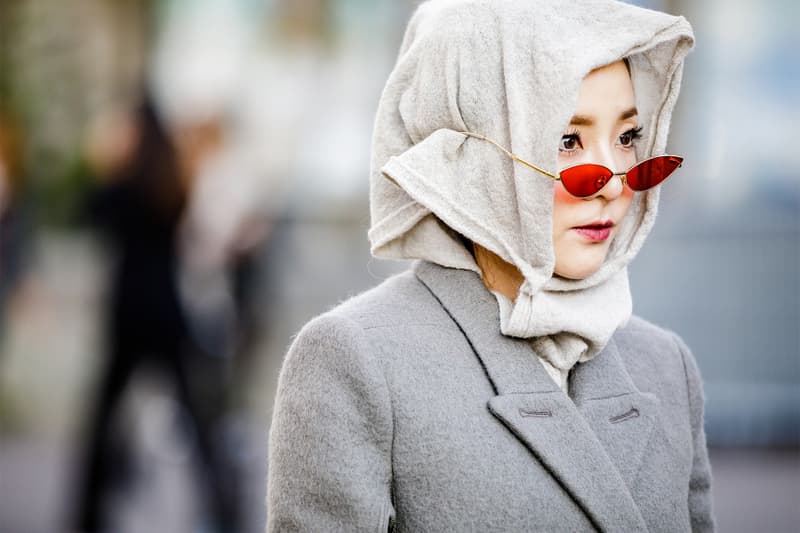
xmin=0 ymin=0 xmax=797 ymax=532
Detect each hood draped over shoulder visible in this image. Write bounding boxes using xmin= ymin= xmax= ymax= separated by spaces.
xmin=368 ymin=0 xmax=694 ymax=389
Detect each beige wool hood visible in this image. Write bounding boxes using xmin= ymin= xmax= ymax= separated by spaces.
xmin=368 ymin=0 xmax=694 ymax=388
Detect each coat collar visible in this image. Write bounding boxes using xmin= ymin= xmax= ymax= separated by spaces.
xmin=414 ymin=261 xmax=659 ymax=532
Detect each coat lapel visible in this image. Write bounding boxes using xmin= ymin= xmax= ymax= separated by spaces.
xmin=569 ymin=338 xmax=661 ymax=491
xmin=414 ymin=261 xmax=653 ymax=532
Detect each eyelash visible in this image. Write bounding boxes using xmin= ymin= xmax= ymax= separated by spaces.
xmin=560 ymin=129 xmax=582 ymax=154
xmin=559 ymin=126 xmax=643 ymax=156
xmin=619 ymin=126 xmax=643 ymax=148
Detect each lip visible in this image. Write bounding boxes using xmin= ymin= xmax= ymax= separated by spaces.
xmin=572 ymin=220 xmax=615 ymax=242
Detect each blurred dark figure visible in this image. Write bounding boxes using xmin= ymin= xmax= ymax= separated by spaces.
xmin=175 ymin=114 xmax=272 ymax=408
xmin=75 ymin=94 xmax=239 ymax=533
xmin=0 ymin=110 xmax=28 ymax=341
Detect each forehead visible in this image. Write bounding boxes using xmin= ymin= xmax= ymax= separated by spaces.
xmin=573 ymin=61 xmax=636 ymax=116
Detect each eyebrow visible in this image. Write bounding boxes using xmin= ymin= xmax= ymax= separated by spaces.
xmin=569 ymin=106 xmax=639 ymax=126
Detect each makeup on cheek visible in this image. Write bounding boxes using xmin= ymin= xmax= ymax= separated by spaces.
xmin=552 ymin=181 xmax=584 ymax=204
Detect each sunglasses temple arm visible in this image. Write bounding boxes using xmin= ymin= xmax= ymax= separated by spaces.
xmin=511 ymin=155 xmax=559 ymax=180
xmin=459 ymin=131 xmax=559 ymax=180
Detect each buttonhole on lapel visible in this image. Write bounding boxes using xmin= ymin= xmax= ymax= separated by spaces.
xmin=519 ymin=408 xmax=552 ymax=418
xmin=609 ymin=407 xmax=640 ymax=424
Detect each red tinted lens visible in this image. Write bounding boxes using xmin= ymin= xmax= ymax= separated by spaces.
xmin=625 ymin=156 xmax=683 ymax=191
xmin=559 ymin=164 xmax=614 ymax=197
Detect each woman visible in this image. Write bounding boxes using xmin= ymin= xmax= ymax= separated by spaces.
xmin=267 ymin=0 xmax=714 ymax=531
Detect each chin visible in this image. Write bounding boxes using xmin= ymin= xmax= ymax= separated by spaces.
xmin=553 ymin=250 xmax=607 ymax=280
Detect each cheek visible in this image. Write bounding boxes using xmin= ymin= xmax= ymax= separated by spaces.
xmin=619 ymin=186 xmax=635 ymax=214
xmin=552 ymin=182 xmax=584 ymax=206
xmin=552 ymin=182 xmax=583 ymax=227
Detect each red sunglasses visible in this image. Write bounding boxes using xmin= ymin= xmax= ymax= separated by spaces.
xmin=460 ymin=131 xmax=683 ymax=198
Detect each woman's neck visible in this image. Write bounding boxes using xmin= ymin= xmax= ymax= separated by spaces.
xmin=472 ymin=243 xmax=525 ymax=301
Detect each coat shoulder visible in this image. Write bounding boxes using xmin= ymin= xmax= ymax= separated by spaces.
xmin=286 ymin=266 xmax=477 ymax=386
xmin=320 ymin=267 xmax=453 ymax=331
xmin=616 ymin=314 xmax=680 ymax=350
xmin=614 ymin=315 xmax=695 ymax=391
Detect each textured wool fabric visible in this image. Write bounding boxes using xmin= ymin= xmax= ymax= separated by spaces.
xmin=368 ymin=0 xmax=694 ymax=384
xmin=267 ymin=262 xmax=716 ymax=531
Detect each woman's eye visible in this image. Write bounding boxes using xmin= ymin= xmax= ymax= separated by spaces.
xmin=559 ymin=134 xmax=581 ymax=152
xmin=618 ymin=127 xmax=643 ymax=148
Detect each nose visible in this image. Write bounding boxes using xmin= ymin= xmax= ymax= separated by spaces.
xmin=593 ymin=173 xmax=625 ymax=200
xmin=586 ymin=148 xmax=625 ymax=201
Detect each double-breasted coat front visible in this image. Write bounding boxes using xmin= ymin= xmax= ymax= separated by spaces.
xmin=267 ymin=261 xmax=715 ymax=532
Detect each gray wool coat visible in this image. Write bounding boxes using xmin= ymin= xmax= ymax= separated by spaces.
xmin=267 ymin=261 xmax=715 ymax=532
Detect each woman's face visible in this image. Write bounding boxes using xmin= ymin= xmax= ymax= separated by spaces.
xmin=551 ymin=60 xmax=639 ymax=280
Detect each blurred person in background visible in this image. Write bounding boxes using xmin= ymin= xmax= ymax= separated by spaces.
xmin=0 ymin=110 xmax=29 ymax=342
xmin=152 ymin=0 xmax=282 ymax=412
xmin=74 ymin=93 xmax=240 ymax=533
xmin=175 ymin=113 xmax=272 ymax=404
xmin=267 ymin=0 xmax=713 ymax=531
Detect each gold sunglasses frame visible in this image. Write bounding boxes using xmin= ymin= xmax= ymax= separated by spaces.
xmin=458 ymin=131 xmax=683 ymax=198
